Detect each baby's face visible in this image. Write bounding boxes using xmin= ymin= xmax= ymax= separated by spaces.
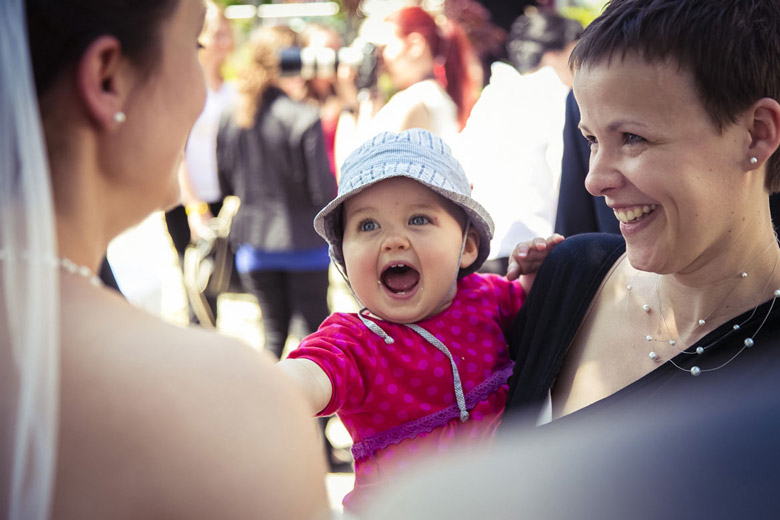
xmin=342 ymin=177 xmax=478 ymax=323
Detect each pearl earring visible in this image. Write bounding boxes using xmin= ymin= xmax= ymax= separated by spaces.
xmin=750 ymin=157 xmax=758 ymax=165
xmin=113 ymin=111 xmax=126 ymax=124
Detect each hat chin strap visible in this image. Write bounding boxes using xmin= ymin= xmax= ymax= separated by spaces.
xmin=353 ymin=223 xmax=473 ymax=424
xmin=335 ymin=223 xmax=473 ymax=422
xmin=438 ymin=220 xmax=471 ymax=305
xmin=456 ymin=221 xmax=471 ymax=275
xmin=330 ymin=251 xmax=365 ymax=310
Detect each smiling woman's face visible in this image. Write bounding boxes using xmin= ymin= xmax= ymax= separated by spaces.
xmin=575 ymin=55 xmax=754 ymax=276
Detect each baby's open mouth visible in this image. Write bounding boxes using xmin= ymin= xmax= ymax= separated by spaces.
xmin=381 ymin=264 xmax=420 ymax=294
xmin=614 ymin=204 xmax=659 ymax=223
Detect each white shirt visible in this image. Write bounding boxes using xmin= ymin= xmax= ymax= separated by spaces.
xmin=184 ymin=82 xmax=236 ymax=203
xmin=454 ymin=63 xmax=570 ymax=259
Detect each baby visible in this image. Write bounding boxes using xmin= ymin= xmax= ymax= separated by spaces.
xmin=278 ymin=129 xmax=559 ymax=512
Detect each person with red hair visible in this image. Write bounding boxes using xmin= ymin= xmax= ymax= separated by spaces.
xmin=335 ymin=5 xmax=478 ymax=170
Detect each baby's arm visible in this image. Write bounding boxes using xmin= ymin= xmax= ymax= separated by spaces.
xmin=506 ymin=233 xmax=565 ymax=294
xmin=276 ymin=358 xmax=333 ymax=415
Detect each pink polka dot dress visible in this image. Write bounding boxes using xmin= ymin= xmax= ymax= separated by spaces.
xmin=287 ymin=273 xmax=525 ymax=512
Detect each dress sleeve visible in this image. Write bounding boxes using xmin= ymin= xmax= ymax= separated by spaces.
xmin=286 ymin=314 xmax=378 ymax=417
xmin=479 ymin=274 xmax=527 ymax=333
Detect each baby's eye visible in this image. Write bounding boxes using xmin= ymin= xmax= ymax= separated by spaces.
xmin=358 ymin=220 xmax=378 ymax=232
xmin=409 ymin=215 xmax=430 ymax=226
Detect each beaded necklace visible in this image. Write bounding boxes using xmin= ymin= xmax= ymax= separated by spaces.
xmin=0 ymin=251 xmax=103 ymax=287
xmin=57 ymin=257 xmax=103 ymax=286
xmin=628 ymin=250 xmax=780 ymax=376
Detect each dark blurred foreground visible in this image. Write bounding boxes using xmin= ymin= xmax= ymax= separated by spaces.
xmin=363 ymin=357 xmax=780 ymax=519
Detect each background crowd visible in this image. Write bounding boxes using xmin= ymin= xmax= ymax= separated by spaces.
xmin=103 ymin=0 xmax=610 ymax=491
xmin=109 ymin=1 xmax=611 ymax=345
xmin=93 ymin=0 xmax=780 ymax=509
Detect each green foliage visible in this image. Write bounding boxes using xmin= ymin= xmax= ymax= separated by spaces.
xmin=559 ymin=4 xmax=606 ymax=28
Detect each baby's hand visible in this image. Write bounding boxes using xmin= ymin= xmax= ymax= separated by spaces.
xmin=506 ymin=234 xmax=565 ymax=282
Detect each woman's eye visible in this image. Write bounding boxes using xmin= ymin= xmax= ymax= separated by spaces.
xmin=409 ymin=215 xmax=430 ymax=226
xmin=583 ymin=135 xmax=597 ymax=149
xmin=359 ymin=220 xmax=378 ymax=232
xmin=623 ymin=133 xmax=644 ymax=144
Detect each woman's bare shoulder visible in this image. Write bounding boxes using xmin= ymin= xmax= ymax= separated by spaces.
xmin=55 ymin=286 xmax=329 ymax=519
xmin=374 ymin=91 xmax=432 ymax=133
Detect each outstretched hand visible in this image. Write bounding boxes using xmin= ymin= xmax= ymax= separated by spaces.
xmin=506 ymin=234 xmax=565 ymax=292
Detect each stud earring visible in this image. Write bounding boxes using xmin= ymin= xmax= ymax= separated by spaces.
xmin=113 ymin=111 xmax=126 ymax=124
xmin=750 ymin=157 xmax=758 ymax=165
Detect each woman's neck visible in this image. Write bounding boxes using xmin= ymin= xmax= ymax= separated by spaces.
xmin=201 ymin=59 xmax=224 ymax=93
xmin=629 ymin=236 xmax=780 ymax=346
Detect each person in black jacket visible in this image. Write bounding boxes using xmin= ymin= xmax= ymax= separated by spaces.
xmin=217 ymin=26 xmax=337 ymax=361
xmin=553 ymin=89 xmax=620 ymax=236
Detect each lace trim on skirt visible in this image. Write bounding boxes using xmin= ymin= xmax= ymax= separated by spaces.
xmin=351 ymin=361 xmax=514 ymax=461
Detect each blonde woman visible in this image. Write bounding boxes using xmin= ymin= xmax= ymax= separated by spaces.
xmin=216 ymin=26 xmax=337 ymax=361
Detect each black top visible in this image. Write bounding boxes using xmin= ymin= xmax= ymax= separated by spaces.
xmin=504 ymin=233 xmax=780 ymax=427
xmin=217 ymin=87 xmax=336 ymax=252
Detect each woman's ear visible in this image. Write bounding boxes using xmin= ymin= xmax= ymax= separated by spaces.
xmin=405 ymin=32 xmax=428 ymax=61
xmin=746 ymin=97 xmax=780 ymax=169
xmin=76 ymin=35 xmax=129 ymax=129
xmin=459 ymin=226 xmax=480 ymax=271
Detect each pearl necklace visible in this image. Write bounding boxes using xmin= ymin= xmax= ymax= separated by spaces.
xmin=0 ymin=250 xmax=103 ymax=287
xmin=58 ymin=257 xmax=103 ymax=286
xmin=630 ymin=254 xmax=780 ymax=376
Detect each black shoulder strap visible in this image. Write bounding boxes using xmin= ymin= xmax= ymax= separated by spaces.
xmin=503 ymin=233 xmax=625 ymax=426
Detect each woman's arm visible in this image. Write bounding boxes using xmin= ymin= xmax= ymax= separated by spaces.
xmin=397 ymin=100 xmax=432 ymax=132
xmin=334 ymin=93 xmax=432 ymax=172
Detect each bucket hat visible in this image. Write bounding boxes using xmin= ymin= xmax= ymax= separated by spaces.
xmin=314 ymin=128 xmax=494 ymax=277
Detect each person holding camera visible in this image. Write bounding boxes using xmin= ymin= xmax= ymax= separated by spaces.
xmin=335 ymin=6 xmax=479 ymax=171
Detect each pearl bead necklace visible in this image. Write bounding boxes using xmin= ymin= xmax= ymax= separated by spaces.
xmin=630 ymin=255 xmax=780 ymax=376
xmin=641 ymin=270 xmax=748 ymax=357
xmin=58 ymin=257 xmax=103 ymax=286
xmin=0 ymin=250 xmax=103 ymax=287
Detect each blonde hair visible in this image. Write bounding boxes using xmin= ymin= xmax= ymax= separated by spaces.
xmin=202 ymin=0 xmax=226 ymax=38
xmin=235 ymin=25 xmax=299 ymax=128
